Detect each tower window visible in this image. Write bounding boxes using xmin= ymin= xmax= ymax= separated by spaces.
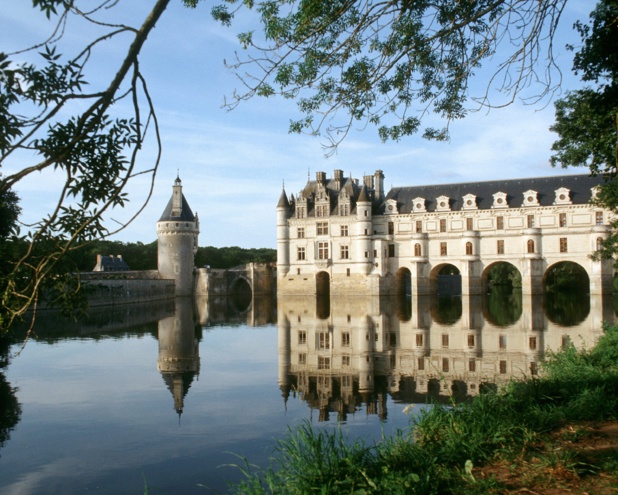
xmin=496 ymin=216 xmax=504 ymax=230
xmin=560 ymin=237 xmax=568 ymax=253
xmin=497 ymin=239 xmax=504 ymax=254
xmin=559 ymin=212 xmax=567 ymax=227
xmin=440 ymin=242 xmax=447 ymax=256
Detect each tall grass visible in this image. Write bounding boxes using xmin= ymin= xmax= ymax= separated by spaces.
xmin=231 ymin=325 xmax=618 ymax=494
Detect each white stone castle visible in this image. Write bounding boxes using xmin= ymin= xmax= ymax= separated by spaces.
xmin=277 ymin=170 xmax=614 ymax=296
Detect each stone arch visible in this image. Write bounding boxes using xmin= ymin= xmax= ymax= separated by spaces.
xmin=316 ymin=271 xmax=330 ymax=297
xmin=544 ymin=291 xmax=590 ymax=326
xmin=230 ymin=277 xmax=252 ymax=312
xmin=543 ymin=261 xmax=590 ymax=294
xmin=429 ymin=263 xmax=461 ymax=296
xmin=395 ymin=267 xmax=412 ymax=297
xmin=482 ymin=261 xmax=522 ymax=293
xmin=316 ymin=271 xmax=330 ymax=319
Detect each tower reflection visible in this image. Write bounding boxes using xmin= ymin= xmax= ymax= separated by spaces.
xmin=157 ymin=297 xmax=201 ymax=416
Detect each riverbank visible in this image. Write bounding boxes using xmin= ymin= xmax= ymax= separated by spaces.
xmin=231 ymin=325 xmax=618 ymax=494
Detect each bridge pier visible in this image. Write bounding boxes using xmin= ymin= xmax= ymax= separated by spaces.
xmin=520 ymin=257 xmax=544 ymax=296
xmin=461 ymin=260 xmax=483 ymax=296
xmin=589 ymin=258 xmax=614 ymax=296
xmin=410 ymin=261 xmax=431 ymax=296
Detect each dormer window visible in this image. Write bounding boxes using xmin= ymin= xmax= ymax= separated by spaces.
xmin=384 ymin=199 xmax=398 ymax=215
xmin=412 ymin=197 xmax=426 ymax=213
xmin=436 ymin=195 xmax=451 ymax=212
xmin=523 ymin=190 xmax=539 ymax=207
xmin=462 ymin=194 xmax=477 ymax=210
xmin=492 ymin=192 xmax=508 ymax=209
xmin=554 ymin=187 xmax=572 ymax=205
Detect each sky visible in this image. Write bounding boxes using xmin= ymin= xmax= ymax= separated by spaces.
xmin=1 ymin=0 xmax=595 ymax=249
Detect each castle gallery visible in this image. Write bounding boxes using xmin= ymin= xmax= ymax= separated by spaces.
xmin=276 ymin=170 xmax=614 ymax=297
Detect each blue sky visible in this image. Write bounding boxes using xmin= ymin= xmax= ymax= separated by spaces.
xmin=1 ymin=0 xmax=593 ymax=249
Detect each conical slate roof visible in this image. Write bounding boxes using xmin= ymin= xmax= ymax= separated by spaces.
xmin=277 ymin=188 xmax=290 ymax=208
xmin=158 ymin=194 xmax=196 ymax=222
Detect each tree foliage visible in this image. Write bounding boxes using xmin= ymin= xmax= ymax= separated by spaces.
xmin=550 ymin=0 xmax=618 ymax=258
xmin=214 ymin=0 xmax=569 ymax=151
xmin=0 ymin=0 xmax=200 ymax=332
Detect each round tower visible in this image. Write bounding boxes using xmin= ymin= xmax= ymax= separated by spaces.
xmin=157 ymin=176 xmax=199 ymax=296
xmin=354 ymin=185 xmax=374 ymax=275
xmin=276 ymin=186 xmax=291 ymax=278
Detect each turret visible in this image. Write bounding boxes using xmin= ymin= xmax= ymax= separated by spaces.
xmin=355 ymin=185 xmax=373 ymax=275
xmin=157 ymin=176 xmax=199 ymax=296
xmin=277 ymin=186 xmax=291 ymax=277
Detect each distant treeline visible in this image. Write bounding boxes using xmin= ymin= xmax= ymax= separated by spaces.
xmin=66 ymin=240 xmax=276 ymax=271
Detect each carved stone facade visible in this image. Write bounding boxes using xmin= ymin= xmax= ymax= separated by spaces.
xmin=277 ymin=171 xmax=614 ymax=296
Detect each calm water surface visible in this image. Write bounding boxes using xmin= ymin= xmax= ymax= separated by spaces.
xmin=0 ymin=292 xmax=614 ymax=494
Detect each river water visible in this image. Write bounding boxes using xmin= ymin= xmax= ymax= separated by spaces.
xmin=0 ymin=291 xmax=614 ymax=494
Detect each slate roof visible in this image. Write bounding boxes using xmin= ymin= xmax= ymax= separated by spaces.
xmin=383 ymin=174 xmax=604 ymax=214
xmin=158 ymin=194 xmax=196 ymax=222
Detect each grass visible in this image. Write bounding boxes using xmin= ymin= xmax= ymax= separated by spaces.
xmin=229 ymin=325 xmax=618 ymax=494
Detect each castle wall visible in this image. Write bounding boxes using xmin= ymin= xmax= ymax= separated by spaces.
xmin=82 ymin=275 xmax=175 ymax=306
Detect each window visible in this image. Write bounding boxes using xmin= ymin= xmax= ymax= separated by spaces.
xmin=318 ymin=241 xmax=329 ymax=259
xmin=530 ymin=362 xmax=538 ymax=376
xmin=562 ymin=335 xmax=571 ymax=348
xmin=442 ymin=334 xmax=449 ymax=348
xmin=298 ymin=331 xmax=306 ymax=345
xmin=416 ymin=334 xmax=423 ymax=347
xmin=390 ymin=354 xmax=396 ymax=369
xmin=340 ymin=225 xmax=348 ymax=236
xmin=527 ymin=239 xmax=535 ymax=253
xmin=389 ymin=333 xmax=397 ymax=346
xmin=342 ymin=355 xmax=350 ymax=366
xmin=442 ymin=358 xmax=449 ymax=372
xmin=316 ymin=222 xmax=328 ymax=235
xmin=559 ymin=237 xmax=568 ymax=253
xmin=414 ymin=243 xmax=422 ymax=256
xmin=316 ymin=204 xmax=329 ymax=217
xmin=496 ymin=216 xmax=504 ymax=230
xmin=416 ymin=220 xmax=422 ymax=233
xmin=497 ymin=239 xmax=504 ymax=254
xmin=559 ymin=212 xmax=567 ymax=227
xmin=417 ymin=357 xmax=425 ymax=371
xmin=469 ymin=359 xmax=476 ymax=372
xmin=297 ymin=227 xmax=305 ymax=239
xmin=596 ymin=211 xmax=604 ymax=225
xmin=440 ymin=219 xmax=447 ymax=232
xmin=500 ymin=360 xmax=507 ymax=374
xmin=529 ymin=336 xmax=537 ymax=350
xmin=340 ymin=245 xmax=349 ymax=259
xmin=318 ymin=332 xmax=330 ymax=349
xmin=388 ymin=222 xmax=394 ymax=235
xmin=297 ymin=247 xmax=306 ymax=261
xmin=466 ymin=217 xmax=473 ymax=231
xmin=440 ymin=242 xmax=447 ymax=256
xmin=298 ymin=353 xmax=306 ymax=365
xmin=346 ymin=268 xmax=350 ymax=277
xmin=527 ymin=215 xmax=535 ymax=228
xmin=318 ymin=356 xmax=330 ymax=370
xmin=296 ymin=206 xmax=305 ymax=219
xmin=465 ymin=242 xmax=473 ymax=255
xmin=388 ymin=244 xmax=395 ymax=257
xmin=342 ymin=332 xmax=350 ymax=347
xmin=339 ymin=203 xmax=349 ymax=216
xmin=467 ymin=334 xmax=475 ymax=347
xmin=597 ymin=237 xmax=603 ymax=251
xmin=499 ymin=335 xmax=507 ymax=349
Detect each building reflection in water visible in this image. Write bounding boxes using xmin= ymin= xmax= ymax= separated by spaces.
xmin=157 ymin=297 xmax=201 ymax=417
xmin=278 ymin=292 xmax=614 ymax=422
